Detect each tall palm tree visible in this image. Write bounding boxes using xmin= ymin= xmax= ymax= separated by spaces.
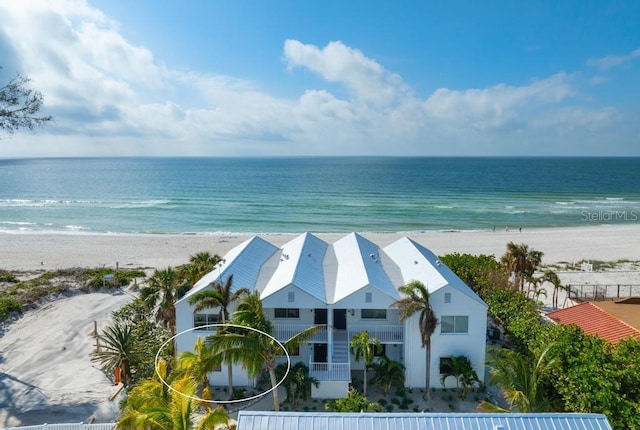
xmin=349 ymin=331 xmax=382 ymax=396
xmin=393 ymin=280 xmax=438 ymax=399
xmin=188 ymin=274 xmax=250 ymax=398
xmin=92 ymin=322 xmax=134 ymax=385
xmin=180 ymin=252 xmax=222 ymax=290
xmin=207 ymin=291 xmax=316 ymax=411
xmin=501 ymin=242 xmax=544 ymax=292
xmin=478 ymin=344 xmax=556 ymax=413
xmin=178 ymin=336 xmax=221 ymax=406
xmin=542 ymin=269 xmax=563 ymax=309
xmin=141 ymin=267 xmax=181 ymax=333
xmin=118 ymin=358 xmax=231 ymax=430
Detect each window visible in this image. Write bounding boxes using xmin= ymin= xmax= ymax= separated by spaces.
xmin=194 ymin=313 xmax=218 ymax=330
xmin=274 ymin=308 xmax=300 ymax=318
xmin=444 ymin=292 xmax=451 ymax=303
xmin=277 ymin=345 xmax=300 ymax=356
xmin=439 ymin=357 xmax=453 ymax=374
xmin=288 ymin=292 xmax=295 ymax=303
xmin=441 ymin=316 xmax=469 ymax=334
xmin=365 ymin=292 xmax=372 ymax=303
xmin=374 ymin=344 xmax=386 ymax=357
xmin=361 ymin=309 xmax=387 ymax=319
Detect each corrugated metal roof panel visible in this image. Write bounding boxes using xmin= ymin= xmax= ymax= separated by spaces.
xmin=261 ymin=233 xmax=327 ymax=303
xmin=236 ymin=412 xmax=613 ymax=430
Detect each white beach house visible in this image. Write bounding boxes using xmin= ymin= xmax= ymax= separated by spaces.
xmin=175 ymin=232 xmax=487 ymax=398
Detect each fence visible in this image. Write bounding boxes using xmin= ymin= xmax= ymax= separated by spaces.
xmin=2 ymin=424 xmax=115 ymax=430
xmin=568 ymin=284 xmax=640 ymax=301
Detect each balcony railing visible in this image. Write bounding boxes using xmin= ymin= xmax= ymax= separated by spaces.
xmin=309 ymin=360 xmax=351 ymax=381
xmin=348 ymin=325 xmax=403 ymax=343
xmin=273 ymin=324 xmax=327 ymax=342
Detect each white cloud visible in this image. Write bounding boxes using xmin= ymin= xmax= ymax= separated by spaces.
xmin=283 ymin=39 xmax=408 ymax=106
xmin=0 ymin=1 xmax=635 ymax=156
xmin=587 ymin=48 xmax=640 ymax=71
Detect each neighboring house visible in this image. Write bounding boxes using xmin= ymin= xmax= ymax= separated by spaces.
xmin=547 ymin=300 xmax=640 ymax=345
xmin=175 ymin=232 xmax=487 ymax=398
xmin=236 ymin=412 xmax=613 ymax=430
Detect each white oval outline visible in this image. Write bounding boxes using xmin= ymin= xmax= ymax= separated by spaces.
xmin=154 ymin=323 xmax=291 ymax=404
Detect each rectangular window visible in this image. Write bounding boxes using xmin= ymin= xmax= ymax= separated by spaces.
xmin=365 ymin=292 xmax=372 ymax=303
xmin=439 ymin=357 xmax=453 ymax=374
xmin=374 ymin=344 xmax=386 ymax=357
xmin=194 ymin=313 xmax=218 ymax=330
xmin=444 ymin=292 xmax=451 ymax=303
xmin=441 ymin=316 xmax=469 ymax=334
xmin=274 ymin=308 xmax=300 ymax=318
xmin=277 ymin=346 xmax=300 ymax=356
xmin=361 ymin=309 xmax=387 ymax=319
xmin=288 ymin=292 xmax=295 ymax=303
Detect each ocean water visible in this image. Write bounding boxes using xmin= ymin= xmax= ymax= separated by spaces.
xmin=0 ymin=157 xmax=638 ymax=234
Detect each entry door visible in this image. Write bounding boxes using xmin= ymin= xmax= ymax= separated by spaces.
xmin=314 ymin=343 xmax=327 ymax=362
xmin=314 ymin=308 xmax=327 ymax=325
xmin=333 ymin=309 xmax=347 ymax=330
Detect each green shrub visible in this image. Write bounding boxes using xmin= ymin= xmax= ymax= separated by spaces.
xmin=0 ymin=271 xmax=19 ymax=283
xmin=0 ymin=298 xmax=21 ymax=319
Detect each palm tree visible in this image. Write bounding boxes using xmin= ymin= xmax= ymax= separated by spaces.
xmin=180 ymin=252 xmax=222 ymax=289
xmin=207 ymin=291 xmax=316 ymax=411
xmin=393 ymin=280 xmax=438 ymax=399
xmin=188 ymin=274 xmax=250 ymax=398
xmin=542 ymin=269 xmax=563 ymax=309
xmin=478 ymin=344 xmax=556 ymax=412
xmin=178 ymin=337 xmax=221 ymax=406
xmin=439 ymin=355 xmax=480 ymax=399
xmin=369 ymin=355 xmax=405 ymax=396
xmin=276 ymin=362 xmax=319 ymax=409
xmin=141 ymin=267 xmax=181 ymax=333
xmin=349 ymin=331 xmax=382 ymax=396
xmin=118 ymin=358 xmax=231 ymax=430
xmin=501 ymin=242 xmax=544 ymax=292
xmin=92 ymin=322 xmax=134 ymax=385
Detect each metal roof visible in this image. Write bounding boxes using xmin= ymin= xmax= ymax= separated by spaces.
xmin=236 ymin=412 xmax=613 ymax=430
xmin=331 ymin=233 xmax=399 ymax=304
xmin=261 ymin=232 xmax=327 ymax=303
xmin=178 ymin=236 xmax=278 ymax=303
xmin=385 ymin=237 xmax=485 ymax=307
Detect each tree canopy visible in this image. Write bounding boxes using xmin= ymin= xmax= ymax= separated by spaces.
xmin=0 ymin=71 xmax=52 ymax=134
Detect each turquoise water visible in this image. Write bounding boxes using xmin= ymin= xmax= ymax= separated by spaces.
xmin=0 ymin=157 xmax=638 ymax=234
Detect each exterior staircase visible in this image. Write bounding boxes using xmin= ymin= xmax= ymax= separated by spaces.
xmin=332 ymin=330 xmax=349 ymax=362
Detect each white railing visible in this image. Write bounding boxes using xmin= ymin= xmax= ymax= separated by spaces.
xmin=273 ymin=324 xmax=327 ymax=342
xmin=309 ymin=360 xmax=351 ymax=381
xmin=3 ymin=424 xmax=115 ymax=430
xmin=348 ymin=325 xmax=403 ymax=343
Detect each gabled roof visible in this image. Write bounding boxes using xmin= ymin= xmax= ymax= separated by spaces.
xmin=236 ymin=412 xmax=613 ymax=430
xmin=261 ymin=232 xmax=327 ymax=303
xmin=330 ymin=233 xmax=400 ymax=304
xmin=384 ymin=237 xmax=485 ymax=307
xmin=179 ymin=236 xmax=278 ymax=303
xmin=547 ymin=302 xmax=640 ymax=345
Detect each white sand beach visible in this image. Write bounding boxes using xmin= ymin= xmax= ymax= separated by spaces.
xmin=1 ymin=224 xmax=640 ymax=426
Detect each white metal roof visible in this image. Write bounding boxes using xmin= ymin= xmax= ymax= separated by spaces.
xmin=178 ymin=236 xmax=278 ymax=303
xmin=385 ymin=236 xmax=485 ymax=307
xmin=182 ymin=232 xmax=484 ymax=308
xmin=330 ymin=233 xmax=399 ymax=304
xmin=236 ymin=412 xmax=613 ymax=430
xmin=260 ymin=232 xmax=327 ymax=303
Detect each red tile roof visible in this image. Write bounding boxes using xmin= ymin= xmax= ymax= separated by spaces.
xmin=547 ymin=302 xmax=640 ymax=345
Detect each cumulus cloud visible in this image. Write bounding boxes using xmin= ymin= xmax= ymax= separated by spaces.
xmin=587 ymin=48 xmax=640 ymax=71
xmin=0 ymin=1 xmax=634 ymax=156
xmin=283 ymin=39 xmax=408 ymax=106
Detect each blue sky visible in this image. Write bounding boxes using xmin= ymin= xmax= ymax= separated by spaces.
xmin=0 ymin=0 xmax=638 ymax=156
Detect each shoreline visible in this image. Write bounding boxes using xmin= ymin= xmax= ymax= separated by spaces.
xmin=2 ymin=224 xmax=640 ymax=272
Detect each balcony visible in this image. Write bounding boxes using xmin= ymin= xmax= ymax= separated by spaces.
xmin=309 ymin=360 xmax=351 ymax=381
xmin=273 ymin=323 xmax=327 ymax=343
xmin=347 ymin=325 xmax=403 ymax=343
